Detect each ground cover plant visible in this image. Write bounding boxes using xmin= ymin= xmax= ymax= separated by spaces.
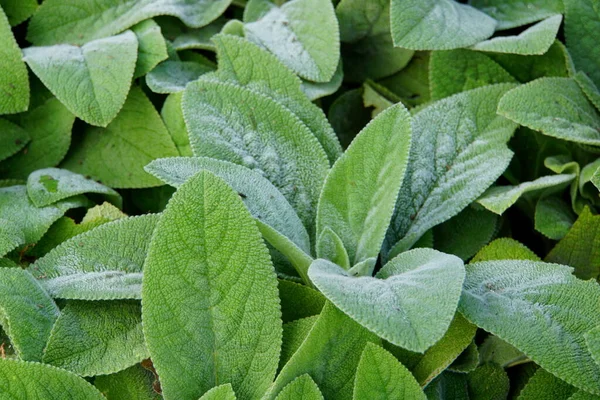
xmin=0 ymin=0 xmax=600 ymax=398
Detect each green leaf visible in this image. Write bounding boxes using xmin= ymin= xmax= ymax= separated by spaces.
xmin=244 ymin=0 xmax=340 ymax=82
xmin=27 ymin=168 xmax=121 ymax=208
xmin=564 ymin=0 xmax=600 ymax=89
xmin=276 ymin=375 xmax=323 ymax=400
xmin=146 ymin=60 xmax=213 ymax=93
xmin=0 ymin=5 xmax=29 ymax=114
xmin=424 ymin=372 xmax=469 ymax=400
xmin=146 ymin=157 xmax=311 ymax=255
xmin=448 ymin=342 xmax=479 ymax=373
xmin=0 ymin=0 xmax=38 ymax=26
xmin=94 ymin=364 xmax=160 ymax=400
xmin=316 ymin=227 xmax=350 ymax=270
xmin=0 ymin=119 xmax=30 ymax=162
xmin=200 ymin=384 xmax=238 ymax=400
xmin=131 ymin=19 xmax=168 ymax=78
xmin=498 ymin=77 xmax=600 ymax=146
xmin=586 ymin=326 xmax=600 ymax=370
xmin=477 ymin=174 xmax=575 ymax=215
xmin=43 ymin=301 xmax=147 ymax=377
xmin=353 ymin=342 xmax=425 ymax=400
xmin=385 ymin=84 xmax=517 ymax=258
xmin=30 ymin=214 xmax=159 ymax=300
xmin=568 ymin=392 xmax=600 ymax=400
xmin=470 ymin=0 xmax=563 ymax=30
xmin=27 ymin=0 xmax=233 ymax=45
xmin=378 ymin=52 xmax=431 ymax=107
xmin=308 ymin=249 xmax=465 ymax=352
xmin=23 ymin=31 xmax=138 ymax=127
xmin=0 ymin=185 xmax=87 ymax=244
xmin=0 ymin=98 xmax=75 ymax=179
xmin=471 ymin=238 xmax=540 ymax=263
xmin=518 ymin=368 xmax=576 ymax=400
xmin=534 ymin=196 xmax=577 ymax=240
xmin=300 ymin=61 xmax=344 ymax=101
xmin=160 ymin=93 xmax=192 ymax=156
xmin=479 ymin=336 xmax=527 ymax=368
xmin=267 ymin=302 xmax=379 ymax=400
xmin=210 ymin=34 xmax=342 ymax=164
xmin=466 ymin=364 xmax=510 ymax=400
xmin=182 ymin=80 xmax=329 ymax=234
xmin=390 ymin=0 xmax=496 ymax=50
xmin=472 ymin=15 xmax=562 ymax=55
xmin=278 ymin=280 xmax=325 ymax=323
xmin=61 ymin=86 xmax=178 ymax=188
xmin=280 ymin=316 xmax=319 ymax=371
xmin=0 ymin=359 xmax=105 ymax=399
xmin=0 ymin=268 xmax=59 ymax=361
xmin=142 ymin=171 xmax=282 ymax=400
xmin=576 ymin=71 xmax=600 ymax=112
xmin=160 ymin=17 xmax=226 ymax=52
xmin=429 ymin=50 xmax=517 ymax=100
xmin=336 ymin=0 xmax=413 ymax=82
xmin=316 ymin=103 xmax=411 ymax=266
xmin=459 ymin=259 xmax=600 ymax=395
xmin=546 ymin=207 xmax=600 ymax=280
xmin=0 ymin=218 xmax=24 ymax=257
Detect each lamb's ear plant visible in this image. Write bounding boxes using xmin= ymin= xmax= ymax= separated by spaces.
xmin=2 ymin=1 xmax=600 ymax=399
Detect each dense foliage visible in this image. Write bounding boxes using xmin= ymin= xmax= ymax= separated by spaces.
xmin=1 ymin=0 xmax=600 ymax=399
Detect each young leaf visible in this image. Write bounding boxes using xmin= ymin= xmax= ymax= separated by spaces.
xmin=200 ymin=384 xmax=237 ymax=400
xmin=0 ymin=119 xmax=30 ymax=162
xmin=429 ymin=50 xmax=517 ymax=100
xmin=30 ymin=214 xmax=159 ymax=300
xmin=470 ymin=0 xmax=563 ymax=30
xmin=353 ymin=343 xmax=426 ymax=400
xmin=498 ymin=77 xmax=600 ymax=146
xmin=267 ymin=302 xmax=379 ymax=400
xmin=94 ymin=364 xmax=160 ymax=400
xmin=316 ymin=227 xmax=350 ymax=270
xmin=308 ymin=249 xmax=465 ymax=352
xmin=0 ymin=98 xmax=75 ymax=179
xmin=209 ymin=34 xmax=342 ymax=164
xmin=182 ymin=80 xmax=329 ymax=233
xmin=385 ymin=84 xmax=517 ymax=258
xmin=146 ymin=60 xmax=213 ymax=93
xmin=61 ymin=86 xmax=178 ymax=188
xmin=23 ymin=31 xmax=138 ymax=127
xmin=517 ymin=368 xmax=576 ymax=400
xmin=27 ymin=0 xmax=233 ymax=45
xmin=276 ymin=375 xmax=323 ymax=400
xmin=472 ymin=15 xmax=562 ymax=55
xmin=564 ymin=0 xmax=600 ymax=89
xmin=27 ymin=168 xmax=121 ymax=208
xmin=316 ymin=103 xmax=411 ymax=266
xmin=390 ymin=0 xmax=496 ymax=50
xmin=0 ymin=359 xmax=105 ymax=399
xmin=142 ymin=171 xmax=282 ymax=400
xmin=0 ymin=268 xmax=59 ymax=361
xmin=459 ymin=260 xmax=600 ymax=395
xmin=471 ymin=238 xmax=540 ymax=263
xmin=131 ymin=19 xmax=168 ymax=78
xmin=0 ymin=5 xmax=29 ymax=114
xmin=43 ymin=301 xmax=147 ymax=377
xmin=244 ymin=0 xmax=340 ymax=82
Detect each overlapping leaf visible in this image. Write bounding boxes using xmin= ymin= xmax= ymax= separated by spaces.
xmin=0 ymin=5 xmax=28 ymax=114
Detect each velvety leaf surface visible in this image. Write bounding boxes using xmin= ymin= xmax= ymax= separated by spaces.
xmin=131 ymin=19 xmax=168 ymax=78
xmin=279 ymin=316 xmax=319 ymax=371
xmin=575 ymin=71 xmax=600 ymax=112
xmin=517 ymin=368 xmax=576 ymax=400
xmin=146 ymin=60 xmax=213 ymax=93
xmin=278 ymin=280 xmax=325 ymax=323
xmin=30 ymin=214 xmax=159 ymax=300
xmin=200 ymin=384 xmax=238 ymax=400
xmin=160 ymin=92 xmax=192 ymax=156
xmin=275 ymin=375 xmax=323 ymax=400
xmin=0 ymin=5 xmax=29 ymax=114
xmin=466 ymin=364 xmax=510 ymax=400
xmin=470 ymin=0 xmax=563 ymax=30
xmin=0 ymin=218 xmax=24 ymax=257
xmin=94 ymin=364 xmax=160 ymax=400
xmin=0 ymin=119 xmax=30 ymax=162
xmin=142 ymin=171 xmax=282 ymax=400
xmin=23 ymin=31 xmax=138 ymax=127
xmin=534 ymin=196 xmax=577 ymax=240
xmin=471 ymin=238 xmax=540 ymax=262
xmin=479 ymin=336 xmax=526 ymax=368
xmin=564 ymin=0 xmax=600 ymax=89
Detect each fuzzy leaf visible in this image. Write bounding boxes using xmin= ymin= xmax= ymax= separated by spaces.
xmin=0 ymin=119 xmax=30 ymax=162
xmin=466 ymin=364 xmax=510 ymax=400
xmin=535 ymin=196 xmax=577 ymax=240
xmin=470 ymin=0 xmax=563 ymax=30
xmin=0 ymin=5 xmax=29 ymax=114
xmin=478 ymin=336 xmax=526 ymax=368
xmin=471 ymin=238 xmax=540 ymax=263
xmin=517 ymin=368 xmax=576 ymax=400
xmin=142 ymin=171 xmax=282 ymax=400
xmin=0 ymin=218 xmax=24 ymax=257
xmin=200 ymin=384 xmax=238 ymax=400
xmin=576 ymin=71 xmax=600 ymax=112
xmin=131 ymin=19 xmax=168 ymax=78
xmin=278 ymin=280 xmax=325 ymax=323
xmin=30 ymin=214 xmax=159 ymax=300
xmin=23 ymin=31 xmax=138 ymax=127
xmin=94 ymin=364 xmax=160 ymax=400
xmin=275 ymin=375 xmax=323 ymax=400
xmin=564 ymin=0 xmax=600 ymax=89
xmin=146 ymin=60 xmax=213 ymax=93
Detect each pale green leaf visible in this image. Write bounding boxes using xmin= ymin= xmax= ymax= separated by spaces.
xmin=27 ymin=168 xmax=121 ymax=208
xmin=429 ymin=50 xmax=517 ymax=100
xmin=362 ymin=81 xmax=395 ymax=117
xmin=182 ymin=80 xmax=329 ymax=234
xmin=30 ymin=214 xmax=159 ymax=300
xmin=0 ymin=268 xmax=59 ymax=361
xmin=0 ymin=359 xmax=105 ymax=399
xmin=477 ymin=174 xmax=575 ymax=215
xmin=0 ymin=5 xmax=29 ymax=114
xmin=459 ymin=260 xmax=600 ymax=395
xmin=0 ymin=98 xmax=75 ymax=179
xmin=146 ymin=60 xmax=213 ymax=93
xmin=209 ymin=34 xmax=342 ymax=164
xmin=471 ymin=238 xmax=540 ymax=263
xmin=0 ymin=218 xmax=24 ymax=257
xmin=43 ymin=301 xmax=147 ymax=377
xmin=61 ymin=86 xmax=179 ymax=188
xmin=160 ymin=17 xmax=226 ymax=52
xmin=316 ymin=227 xmax=350 ymax=270
xmin=385 ymin=84 xmax=517 ymax=258
xmin=564 ymin=0 xmax=600 ymax=89
xmin=267 ymin=302 xmax=379 ymax=400
xmin=517 ymin=369 xmax=576 ymax=400
xmin=244 ymin=0 xmax=340 ymax=82
xmin=479 ymin=336 xmax=527 ymax=368
xmin=535 ymin=196 xmax=576 ymax=240
xmin=27 ymin=0 xmax=233 ymax=45
xmin=276 ymin=375 xmax=323 ymax=400
xmin=142 ymin=171 xmax=282 ymax=400
xmin=390 ymin=0 xmax=496 ymax=50
xmin=94 ymin=364 xmax=160 ymax=400
xmin=131 ymin=19 xmax=168 ymax=78
xmin=498 ymin=77 xmax=600 ymax=146
xmin=308 ymin=249 xmax=465 ymax=352
xmin=575 ymin=71 xmax=600 ymax=112
xmin=586 ymin=326 xmax=600 ymax=371
xmin=378 ymin=52 xmax=431 ymax=107
xmin=300 ymin=61 xmax=344 ymax=101
xmin=466 ymin=364 xmax=510 ymax=400
xmin=278 ymin=280 xmax=325 ymax=323
xmin=0 ymin=0 xmax=37 ymax=26
xmin=0 ymin=119 xmax=30 ymax=162
xmin=470 ymin=0 xmax=563 ymax=30
xmin=23 ymin=31 xmax=138 ymax=127
xmin=201 ymin=384 xmax=237 ymax=400
xmin=280 ymin=316 xmax=319 ymax=371
xmin=353 ymin=342 xmax=425 ymax=400
xmin=160 ymin=93 xmax=192 ymax=156
xmin=472 ymin=15 xmax=562 ymax=55
xmin=317 ymin=103 xmax=411 ymax=266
